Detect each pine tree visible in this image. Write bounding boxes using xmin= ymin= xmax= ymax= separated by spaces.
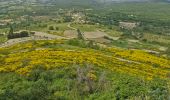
xmin=7 ymin=25 xmax=14 ymax=39
xmin=77 ymin=29 xmax=84 ymax=40
xmin=9 ymin=25 xmax=13 ymax=35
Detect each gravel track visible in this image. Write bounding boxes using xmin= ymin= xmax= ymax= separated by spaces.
xmin=0 ymin=31 xmax=65 ymax=48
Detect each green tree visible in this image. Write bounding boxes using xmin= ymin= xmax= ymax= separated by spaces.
xmin=55 ymin=27 xmax=59 ymax=30
xmin=63 ymin=16 xmax=72 ymax=22
xmin=8 ymin=25 xmax=13 ymax=35
xmin=49 ymin=26 xmax=54 ymax=30
xmin=77 ymin=29 xmax=84 ymax=40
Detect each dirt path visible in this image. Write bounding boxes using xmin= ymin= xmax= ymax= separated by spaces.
xmin=0 ymin=31 xmax=66 ymax=48
xmin=115 ymin=57 xmax=141 ymax=64
xmin=67 ymin=23 xmax=77 ymax=30
xmin=0 ymin=37 xmax=32 ymax=48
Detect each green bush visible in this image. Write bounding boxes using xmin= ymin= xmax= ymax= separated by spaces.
xmin=0 ymin=65 xmax=169 ymax=100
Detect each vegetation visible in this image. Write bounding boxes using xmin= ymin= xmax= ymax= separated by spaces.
xmin=0 ymin=67 xmax=168 ymax=100
xmin=7 ymin=31 xmax=29 ymax=39
xmin=0 ymin=40 xmax=169 ymax=99
xmin=0 ymin=0 xmax=170 ymax=99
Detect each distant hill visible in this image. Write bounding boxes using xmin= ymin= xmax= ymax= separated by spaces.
xmin=1 ymin=0 xmax=169 ymax=5
xmin=97 ymin=0 xmax=170 ymax=2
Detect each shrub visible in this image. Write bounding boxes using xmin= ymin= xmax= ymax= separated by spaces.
xmin=7 ymin=31 xmax=29 ymax=39
xmin=49 ymin=26 xmax=54 ymax=30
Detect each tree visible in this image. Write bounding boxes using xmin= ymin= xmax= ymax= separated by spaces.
xmin=9 ymin=25 xmax=13 ymax=35
xmin=55 ymin=27 xmax=59 ymax=30
xmin=7 ymin=30 xmax=29 ymax=39
xmin=7 ymin=25 xmax=14 ymax=39
xmin=49 ymin=26 xmax=54 ymax=30
xmin=20 ymin=31 xmax=29 ymax=37
xmin=77 ymin=29 xmax=84 ymax=40
xmin=166 ymin=46 xmax=170 ymax=58
xmin=63 ymin=16 xmax=72 ymax=22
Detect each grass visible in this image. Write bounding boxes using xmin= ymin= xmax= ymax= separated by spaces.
xmin=0 ymin=28 xmax=8 ymax=33
xmin=143 ymin=33 xmax=170 ymax=45
xmin=71 ymin=23 xmax=122 ymax=37
xmin=110 ymin=38 xmax=165 ymax=52
xmin=71 ymin=23 xmax=98 ymax=32
xmin=27 ymin=22 xmax=70 ymax=35
xmin=0 ymin=35 xmax=7 ymax=43
xmin=47 ymin=22 xmax=71 ymax=36
xmin=98 ymin=25 xmax=123 ymax=37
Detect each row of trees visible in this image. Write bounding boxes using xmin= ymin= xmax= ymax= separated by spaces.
xmin=48 ymin=26 xmax=59 ymax=30
xmin=7 ymin=25 xmax=29 ymax=39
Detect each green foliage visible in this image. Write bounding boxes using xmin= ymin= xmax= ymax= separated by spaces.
xmin=87 ymin=3 xmax=170 ymax=34
xmin=7 ymin=30 xmax=29 ymax=39
xmin=0 ymin=1 xmax=170 ymax=99
xmin=66 ymin=39 xmax=100 ymax=50
xmin=66 ymin=39 xmax=87 ymax=48
xmin=0 ymin=65 xmax=168 ymax=100
xmin=49 ymin=26 xmax=54 ymax=30
xmin=166 ymin=46 xmax=170 ymax=58
xmin=77 ymin=29 xmax=84 ymax=40
xmin=63 ymin=16 xmax=72 ymax=22
xmin=8 ymin=25 xmax=13 ymax=35
xmin=0 ymin=35 xmax=7 ymax=43
xmin=114 ymin=75 xmax=147 ymax=99
xmin=55 ymin=27 xmax=59 ymax=31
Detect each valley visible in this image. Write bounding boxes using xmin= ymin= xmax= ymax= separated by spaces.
xmin=0 ymin=0 xmax=170 ymax=100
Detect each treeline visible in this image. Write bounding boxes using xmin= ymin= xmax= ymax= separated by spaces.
xmin=86 ymin=11 xmax=170 ymax=34
xmin=8 ymin=30 xmax=29 ymax=39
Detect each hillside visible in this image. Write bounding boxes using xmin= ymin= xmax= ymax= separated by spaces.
xmin=0 ymin=39 xmax=169 ymax=99
xmin=0 ymin=0 xmax=170 ymax=99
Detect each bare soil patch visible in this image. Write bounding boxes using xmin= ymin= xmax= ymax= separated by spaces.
xmin=83 ymin=31 xmax=107 ymax=39
xmin=63 ymin=30 xmax=78 ymax=39
xmin=89 ymin=37 xmax=111 ymax=44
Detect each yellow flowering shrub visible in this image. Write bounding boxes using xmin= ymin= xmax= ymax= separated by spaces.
xmin=0 ymin=40 xmax=169 ymax=80
xmin=0 ymin=48 xmax=169 ymax=80
xmin=107 ymin=48 xmax=170 ymax=69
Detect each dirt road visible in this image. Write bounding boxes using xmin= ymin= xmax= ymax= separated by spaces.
xmin=0 ymin=31 xmax=65 ymax=48
xmin=67 ymin=23 xmax=77 ymax=30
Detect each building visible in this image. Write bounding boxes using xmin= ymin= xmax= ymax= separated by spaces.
xmin=119 ymin=21 xmax=139 ymax=29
